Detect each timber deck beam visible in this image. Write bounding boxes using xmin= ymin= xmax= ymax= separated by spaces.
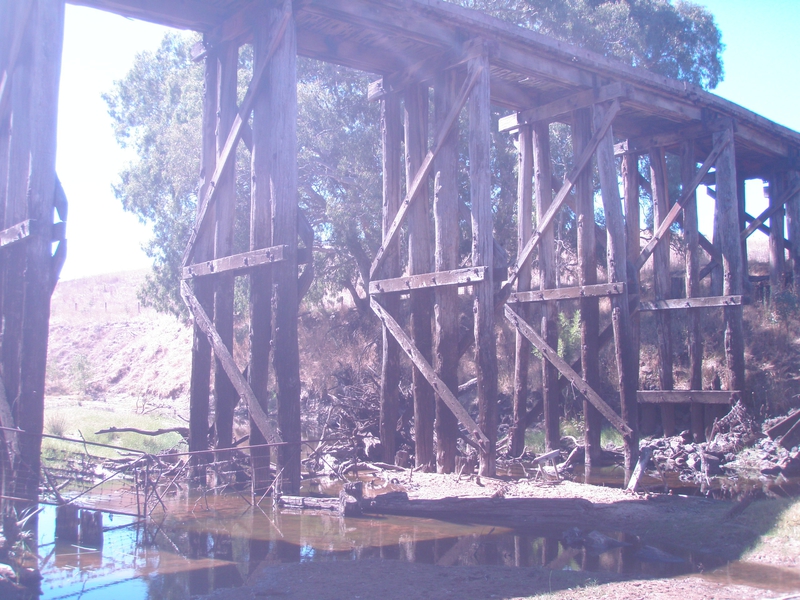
xmin=508 ymin=282 xmax=625 ymax=303
xmin=182 ymin=245 xmax=286 ymax=279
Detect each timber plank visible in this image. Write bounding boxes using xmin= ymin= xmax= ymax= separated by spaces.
xmin=637 ymin=391 xmax=739 ymax=405
xmin=181 ymin=281 xmax=281 ymax=445
xmin=504 ymin=305 xmax=632 ymax=436
xmin=638 ymin=296 xmax=742 ymax=311
xmin=182 ymin=245 xmax=286 ymax=279
xmin=0 ymin=219 xmax=33 ymax=248
xmin=371 ymin=299 xmax=489 ymax=449
xmin=508 ymin=282 xmax=625 ymax=303
xmin=369 ymin=266 xmax=485 ymax=295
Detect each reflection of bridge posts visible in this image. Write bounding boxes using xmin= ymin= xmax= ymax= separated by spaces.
xmin=188 ymin=531 xmax=210 ymax=596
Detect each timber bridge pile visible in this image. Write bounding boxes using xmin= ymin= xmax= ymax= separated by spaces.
xmin=2 ymin=0 xmax=800 ymax=511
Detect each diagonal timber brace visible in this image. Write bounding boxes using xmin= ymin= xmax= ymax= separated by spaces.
xmin=181 ymin=280 xmax=281 ymax=444
xmin=741 ymin=180 xmax=800 ymax=240
xmin=504 ymin=305 xmax=632 ymax=436
xmin=502 ymin=98 xmax=621 ymax=297
xmin=370 ymin=298 xmax=489 ymax=450
xmin=182 ymin=7 xmax=291 ymax=266
xmin=370 ymin=65 xmax=482 ymax=280
xmin=635 ymin=127 xmax=732 ymax=271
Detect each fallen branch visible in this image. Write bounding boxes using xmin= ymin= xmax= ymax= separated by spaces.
xmin=95 ymin=426 xmax=189 ymax=440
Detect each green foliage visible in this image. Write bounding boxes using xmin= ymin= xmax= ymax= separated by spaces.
xmin=558 ymin=310 xmax=582 ymax=362
xmin=69 ymin=354 xmax=94 ymax=396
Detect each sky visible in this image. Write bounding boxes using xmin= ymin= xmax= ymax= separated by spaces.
xmin=54 ymin=1 xmax=800 ymax=280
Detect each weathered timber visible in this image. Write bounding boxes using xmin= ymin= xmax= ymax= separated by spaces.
xmin=778 ymin=419 xmax=800 ymax=451
xmin=379 ymin=86 xmax=401 ymax=464
xmin=650 ymin=147 xmax=675 ymax=436
xmin=470 ymin=49 xmax=498 ymax=476
xmin=503 ymin=99 xmax=620 ymax=294
xmin=625 ymin=446 xmax=653 ymax=493
xmin=638 ymin=296 xmax=742 ymax=311
xmin=362 ymin=492 xmax=593 ymax=524
xmin=504 ymin=305 xmax=632 ymax=436
xmin=405 ymin=82 xmax=435 ymax=471
xmin=576 ymin=108 xmax=602 ymax=467
xmin=766 ymin=411 xmax=800 ymax=441
xmin=269 ymin=0 xmax=302 ymax=495
xmin=181 ymin=281 xmax=280 ymax=446
xmin=638 ymin=391 xmax=739 ymax=404
xmin=715 ymin=125 xmax=747 ymax=394
xmin=212 ymin=43 xmax=238 ymax=450
xmin=635 ymin=129 xmax=732 ymax=271
xmin=369 ymin=267 xmax=485 ymax=295
xmin=510 ymin=124 xmax=532 ymax=457
xmin=277 ymin=495 xmax=340 ymax=511
xmin=433 ymin=70 xmax=460 ymax=473
xmin=594 ymin=100 xmax=638 ymax=482
xmin=369 ymin=65 xmax=480 ymax=279
xmin=742 ymin=181 xmax=800 ymax=240
xmin=769 ymin=173 xmax=787 ymax=290
xmin=0 ymin=0 xmax=34 ymax=123
xmin=248 ymin=15 xmax=276 ymax=493
xmin=0 ymin=375 xmax=18 ymax=463
xmin=182 ymin=245 xmax=285 ymax=279
xmin=786 ymin=171 xmax=800 ymax=288
xmin=0 ymin=219 xmax=32 ymax=248
xmin=737 ymin=176 xmax=749 ymax=290
xmin=498 ymin=82 xmax=625 ymax=131
xmin=181 ymin=7 xmax=290 ymax=266
xmin=188 ymin=43 xmax=216 ymax=462
xmin=533 ymin=121 xmax=560 ymax=452
xmin=509 ymin=282 xmax=624 ymax=303
xmin=15 ymin=0 xmax=63 ymax=504
xmin=682 ymin=141 xmax=705 ymax=442
xmin=370 ymin=299 xmax=489 ymax=449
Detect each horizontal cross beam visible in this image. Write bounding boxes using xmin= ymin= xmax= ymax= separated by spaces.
xmin=370 ymin=65 xmax=481 ymax=280
xmin=180 ymin=281 xmax=281 ymax=444
xmin=0 ymin=219 xmax=32 ymax=248
xmin=369 ymin=266 xmax=486 ymax=295
xmin=509 ymin=282 xmax=625 ymax=303
xmin=637 ymin=390 xmax=739 ymax=405
xmin=371 ymin=298 xmax=489 ymax=449
xmin=182 ymin=245 xmax=286 ymax=279
xmin=498 ymin=82 xmax=625 ymax=131
xmin=504 ymin=305 xmax=632 ymax=436
xmin=638 ymin=295 xmax=742 ymax=311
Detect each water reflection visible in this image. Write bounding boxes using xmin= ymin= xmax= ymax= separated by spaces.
xmin=33 ymin=492 xmax=719 ymax=599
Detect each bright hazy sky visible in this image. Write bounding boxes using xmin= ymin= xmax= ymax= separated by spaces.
xmin=54 ymin=1 xmax=800 ymax=280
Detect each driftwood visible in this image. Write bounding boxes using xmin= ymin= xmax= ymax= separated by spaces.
xmin=95 ymin=426 xmax=190 ymax=440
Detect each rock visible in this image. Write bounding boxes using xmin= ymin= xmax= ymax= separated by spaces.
xmin=635 ymin=545 xmax=685 ymax=564
xmin=561 ymin=527 xmax=584 ymax=547
xmin=0 ymin=563 xmax=15 ymax=580
xmin=680 ymin=430 xmax=693 ymax=443
xmin=582 ymin=530 xmax=630 ymax=555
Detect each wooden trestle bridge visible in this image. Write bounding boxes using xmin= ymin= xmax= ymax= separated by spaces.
xmin=1 ymin=0 xmax=799 ymax=505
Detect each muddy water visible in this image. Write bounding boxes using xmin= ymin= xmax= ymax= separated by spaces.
xmin=31 ymin=489 xmax=731 ymax=600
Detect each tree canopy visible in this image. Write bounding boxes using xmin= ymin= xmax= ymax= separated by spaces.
xmin=103 ymin=0 xmax=725 ymax=317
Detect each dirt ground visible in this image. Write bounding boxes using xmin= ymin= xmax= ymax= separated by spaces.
xmin=195 ymin=472 xmax=800 ymax=600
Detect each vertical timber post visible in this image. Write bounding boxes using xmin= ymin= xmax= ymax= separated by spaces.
xmin=769 ymin=172 xmax=787 ymax=291
xmin=379 ymin=86 xmax=402 ymax=464
xmin=533 ymin=122 xmax=560 ymax=452
xmin=510 ymin=124 xmax=532 ymax=457
xmin=16 ymin=0 xmax=65 ymax=505
xmin=405 ymin=83 xmax=435 ymax=471
xmin=575 ymin=108 xmax=601 ymax=466
xmin=433 ymin=70 xmax=459 ymax=473
xmin=786 ymin=170 xmax=800 ymax=290
xmin=268 ymin=0 xmax=301 ymax=495
xmin=248 ymin=16 xmax=276 ymax=494
xmin=681 ymin=141 xmax=705 ymax=442
xmin=469 ymin=48 xmax=497 ymax=476
xmin=213 ymin=43 xmax=239 ymax=450
xmin=594 ymin=102 xmax=638 ymax=481
xmin=188 ymin=41 xmax=218 ymax=468
xmin=650 ymin=148 xmax=675 ymax=436
xmin=715 ymin=126 xmax=746 ymax=396
xmin=738 ymin=176 xmax=749 ymax=290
